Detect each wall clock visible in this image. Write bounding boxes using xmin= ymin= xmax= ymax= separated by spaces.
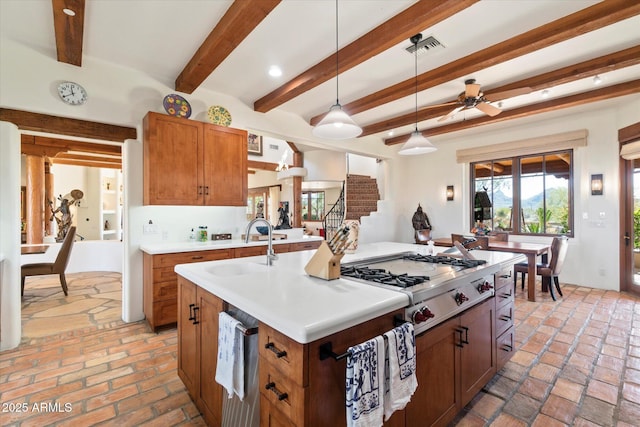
xmin=57 ymin=81 xmax=88 ymax=105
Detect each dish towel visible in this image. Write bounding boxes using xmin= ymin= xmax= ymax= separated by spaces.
xmin=345 ymin=335 xmax=385 ymax=427
xmin=383 ymin=322 xmax=418 ymax=420
xmin=215 ymin=312 xmax=245 ymax=400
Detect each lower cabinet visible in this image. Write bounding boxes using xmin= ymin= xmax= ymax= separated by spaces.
xmin=405 ymin=297 xmax=496 ymax=427
xmin=177 ymin=276 xmax=225 ymax=427
xmin=494 ymin=266 xmax=516 ymax=370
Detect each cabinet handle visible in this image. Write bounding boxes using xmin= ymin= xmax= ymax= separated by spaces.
xmin=198 ymin=185 xmax=203 ymax=195
xmin=204 ymin=186 xmax=209 ymax=195
xmin=500 ymin=271 xmax=512 ymax=279
xmin=265 ymin=382 xmax=288 ymax=401
xmin=501 ymin=344 xmax=513 ymax=352
xmin=188 ymin=303 xmax=196 ymax=321
xmin=500 ymin=314 xmax=512 ymax=321
xmin=192 ymin=306 xmax=200 ymax=325
xmin=191 ymin=256 xmax=204 ymax=260
xmin=265 ymin=342 xmax=287 ymax=358
xmin=499 ymin=291 xmax=513 ymax=299
xmin=455 ymin=326 xmax=469 ymax=347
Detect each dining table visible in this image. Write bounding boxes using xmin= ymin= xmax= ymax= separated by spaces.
xmin=431 ymin=237 xmax=551 ymax=302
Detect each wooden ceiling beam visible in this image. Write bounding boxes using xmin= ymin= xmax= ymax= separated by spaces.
xmin=52 ymin=0 xmax=85 ymax=66
xmin=385 ymin=79 xmax=640 ymax=145
xmin=361 ymin=45 xmax=640 ymax=137
xmin=51 ymin=158 xmax=122 ymax=169
xmin=0 ymin=108 xmax=136 ymax=141
xmin=248 ymin=159 xmax=283 ymax=171
xmin=331 ymin=0 xmax=640 ymax=124
xmin=21 ymin=134 xmax=122 ymax=155
xmin=254 ymin=0 xmax=477 ymax=113
xmin=175 ymin=0 xmax=281 ymax=94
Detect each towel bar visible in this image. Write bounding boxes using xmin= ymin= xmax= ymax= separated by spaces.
xmin=236 ymin=323 xmax=258 ymax=336
xmin=319 ymin=315 xmax=407 ymax=361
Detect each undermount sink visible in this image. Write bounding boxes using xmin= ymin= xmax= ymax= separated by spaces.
xmin=206 ymin=262 xmax=269 ymax=277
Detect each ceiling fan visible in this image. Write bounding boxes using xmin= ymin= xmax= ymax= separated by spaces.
xmin=435 ymin=79 xmax=532 ymax=122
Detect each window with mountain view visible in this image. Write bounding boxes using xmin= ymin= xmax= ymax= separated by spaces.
xmin=471 ymin=151 xmax=573 ymax=236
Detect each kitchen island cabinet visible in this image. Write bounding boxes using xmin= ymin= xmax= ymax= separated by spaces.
xmin=173 ymin=242 xmax=524 ymax=427
xmin=143 ymin=111 xmax=247 ymax=206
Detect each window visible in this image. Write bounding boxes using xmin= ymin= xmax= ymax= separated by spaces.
xmin=471 ymin=150 xmax=572 ymax=236
xmin=301 ymin=191 xmax=325 ymax=221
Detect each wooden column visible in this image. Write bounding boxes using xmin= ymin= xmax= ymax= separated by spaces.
xmin=290 ymin=144 xmax=303 ymax=228
xmin=25 ymin=155 xmax=45 ymax=244
xmin=44 ymin=159 xmax=54 ymax=237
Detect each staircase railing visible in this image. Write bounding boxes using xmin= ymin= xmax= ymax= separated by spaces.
xmin=323 ymin=181 xmax=345 ymax=241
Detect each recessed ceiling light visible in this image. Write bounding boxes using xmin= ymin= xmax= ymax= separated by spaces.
xmin=541 ymin=89 xmax=550 ymax=98
xmin=62 ymin=8 xmax=75 ymax=16
xmin=387 ymin=130 xmax=394 ymax=137
xmin=593 ymin=75 xmax=602 ymax=85
xmin=268 ymin=65 xmax=282 ymax=77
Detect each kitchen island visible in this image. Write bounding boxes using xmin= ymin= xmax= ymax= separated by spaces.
xmin=175 ymin=242 xmax=526 ymax=427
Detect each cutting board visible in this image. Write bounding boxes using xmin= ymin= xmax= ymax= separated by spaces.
xmin=242 ymin=233 xmax=287 ymax=241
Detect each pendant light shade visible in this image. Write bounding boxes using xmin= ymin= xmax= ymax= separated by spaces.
xmin=312 ymin=0 xmax=361 ymax=140
xmin=399 ymin=33 xmax=437 ymax=156
xmin=313 ymin=103 xmax=362 ymax=139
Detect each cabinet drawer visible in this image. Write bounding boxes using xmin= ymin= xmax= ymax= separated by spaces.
xmin=495 ymin=268 xmax=514 ymax=291
xmin=259 ymin=323 xmax=307 ymax=387
xmin=153 ymin=249 xmax=232 ymax=268
xmin=495 ymin=303 xmax=514 ymax=337
xmin=259 ymin=356 xmax=305 ymax=426
xmin=153 ymin=299 xmax=177 ymax=327
xmin=153 ymin=266 xmax=178 ymax=283
xmin=260 ymin=394 xmax=297 ymax=427
xmin=152 ymin=280 xmax=177 ymax=301
xmin=494 ymin=283 xmax=514 ymax=308
xmin=289 ymin=241 xmax=321 ymax=252
xmin=234 ymin=246 xmax=269 ymax=258
xmin=497 ymin=326 xmax=515 ymax=370
xmin=273 ymin=244 xmax=290 ymax=254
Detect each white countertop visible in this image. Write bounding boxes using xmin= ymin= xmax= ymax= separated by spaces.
xmin=140 ymin=235 xmax=323 ymax=255
xmin=174 ymin=241 xmax=525 ymax=344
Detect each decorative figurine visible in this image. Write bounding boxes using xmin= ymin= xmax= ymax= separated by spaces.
xmin=275 ymin=201 xmax=292 ymax=229
xmin=49 ymin=189 xmax=83 ymax=242
xmin=412 ymin=204 xmax=432 ymax=231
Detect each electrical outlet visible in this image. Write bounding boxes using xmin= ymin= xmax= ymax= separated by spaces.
xmin=143 ymin=224 xmax=159 ymax=234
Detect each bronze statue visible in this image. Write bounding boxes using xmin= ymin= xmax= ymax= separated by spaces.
xmin=49 ymin=190 xmax=83 ymax=241
xmin=412 ymin=204 xmax=432 ymax=231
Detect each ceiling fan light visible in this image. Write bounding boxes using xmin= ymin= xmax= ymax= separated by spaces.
xmin=398 ymin=130 xmax=437 ymax=155
xmin=312 ymin=103 xmax=362 ymax=139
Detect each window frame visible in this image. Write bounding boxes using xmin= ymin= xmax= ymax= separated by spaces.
xmin=301 ymin=190 xmax=326 ymax=221
xmin=470 ymin=149 xmax=574 ymax=237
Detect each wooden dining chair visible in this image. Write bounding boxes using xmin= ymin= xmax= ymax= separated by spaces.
xmin=21 ymin=226 xmax=76 ymax=296
xmin=514 ymin=235 xmax=568 ymax=301
xmin=488 ymin=231 xmax=510 ymax=242
xmin=451 ymin=233 xmax=489 ymax=250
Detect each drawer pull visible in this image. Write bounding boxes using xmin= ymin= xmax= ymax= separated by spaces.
xmin=265 ymin=342 xmax=287 ymax=358
xmin=499 ymin=291 xmax=513 ymax=299
xmin=191 ymin=256 xmax=204 ymax=260
xmin=265 ymin=382 xmax=288 ymax=401
xmin=501 ymin=344 xmax=513 ymax=352
xmin=500 ymin=314 xmax=512 ymax=321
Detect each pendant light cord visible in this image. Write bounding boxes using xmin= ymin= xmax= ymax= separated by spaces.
xmin=414 ymin=38 xmax=419 ymax=132
xmin=335 ymin=0 xmax=339 ymax=105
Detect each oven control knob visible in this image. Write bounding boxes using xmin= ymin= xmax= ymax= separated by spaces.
xmin=455 ymin=292 xmax=469 ymax=305
xmin=412 ymin=307 xmax=434 ymax=324
xmin=477 ymin=281 xmax=493 ymax=293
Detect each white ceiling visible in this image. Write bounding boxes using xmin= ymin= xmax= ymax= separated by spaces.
xmin=1 ymin=0 xmax=639 ymax=147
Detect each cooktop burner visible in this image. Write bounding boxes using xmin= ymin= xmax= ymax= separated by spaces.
xmin=340 ymin=266 xmax=429 ymax=287
xmin=401 ymin=254 xmax=487 ymax=268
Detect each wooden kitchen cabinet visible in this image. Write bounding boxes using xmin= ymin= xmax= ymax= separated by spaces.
xmin=143 ymin=249 xmax=232 ymax=331
xmin=143 ymin=111 xmax=247 ymax=206
xmin=259 ymin=310 xmax=405 ymax=427
xmin=406 ymin=298 xmax=496 ymax=427
xmin=494 ymin=267 xmax=516 ymax=370
xmin=178 ymin=276 xmax=225 ymax=427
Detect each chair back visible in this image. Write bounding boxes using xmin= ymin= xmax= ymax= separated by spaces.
xmin=549 ymin=235 xmax=569 ymax=275
xmin=489 ymin=231 xmax=509 ymax=242
xmin=53 ymin=226 xmax=76 ymax=273
xmin=415 ymin=229 xmax=431 ymax=244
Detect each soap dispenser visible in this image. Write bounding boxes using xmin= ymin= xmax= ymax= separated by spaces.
xmin=189 ymin=228 xmax=196 ymax=242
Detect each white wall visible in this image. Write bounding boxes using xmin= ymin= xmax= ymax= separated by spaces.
xmin=385 ymin=99 xmax=640 ymax=291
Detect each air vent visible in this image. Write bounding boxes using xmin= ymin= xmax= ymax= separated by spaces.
xmin=405 ymin=35 xmax=444 ymax=56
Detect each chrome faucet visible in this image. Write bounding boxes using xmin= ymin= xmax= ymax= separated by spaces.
xmin=244 ymin=218 xmax=278 ymax=266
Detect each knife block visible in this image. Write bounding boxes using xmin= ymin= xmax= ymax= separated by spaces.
xmin=304 ymin=241 xmax=344 ymax=280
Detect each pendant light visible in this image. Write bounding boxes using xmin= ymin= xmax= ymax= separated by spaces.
xmin=399 ymin=33 xmax=437 ymax=155
xmin=312 ymin=0 xmax=362 ymax=140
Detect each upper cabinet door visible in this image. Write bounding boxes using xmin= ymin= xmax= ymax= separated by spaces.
xmin=202 ymin=124 xmax=247 ymax=206
xmin=144 ymin=112 xmax=204 ymax=205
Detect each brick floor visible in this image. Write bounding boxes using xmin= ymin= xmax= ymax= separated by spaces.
xmin=2 ymin=275 xmax=640 ymax=425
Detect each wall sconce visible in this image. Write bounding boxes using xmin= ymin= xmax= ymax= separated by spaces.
xmin=446 ymin=185 xmax=454 ymax=201
xmin=591 ymin=174 xmax=603 ymax=195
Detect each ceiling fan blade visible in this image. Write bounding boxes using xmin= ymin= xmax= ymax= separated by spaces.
xmin=438 ymin=106 xmax=464 ymax=122
xmin=465 ymin=83 xmax=481 ymax=98
xmin=485 ymin=87 xmax=532 ymax=101
xmin=475 ymin=101 xmax=502 ymax=117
